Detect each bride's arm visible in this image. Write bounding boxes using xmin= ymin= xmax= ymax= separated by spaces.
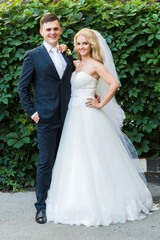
xmin=86 ymin=62 xmax=120 ymax=109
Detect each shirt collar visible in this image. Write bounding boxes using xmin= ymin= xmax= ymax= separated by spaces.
xmin=43 ymin=41 xmax=59 ymax=53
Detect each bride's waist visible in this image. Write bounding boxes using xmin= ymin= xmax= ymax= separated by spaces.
xmin=69 ymin=91 xmax=95 ymax=108
xmin=71 ymin=89 xmax=95 ymax=98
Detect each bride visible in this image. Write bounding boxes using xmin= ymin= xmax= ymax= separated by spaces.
xmin=46 ymin=28 xmax=158 ymax=227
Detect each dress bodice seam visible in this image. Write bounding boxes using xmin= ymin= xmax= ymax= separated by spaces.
xmin=74 ymin=71 xmax=98 ymax=82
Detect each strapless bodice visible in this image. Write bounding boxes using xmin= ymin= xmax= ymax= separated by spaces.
xmin=71 ymin=71 xmax=97 ymax=97
xmin=69 ymin=71 xmax=98 ymax=108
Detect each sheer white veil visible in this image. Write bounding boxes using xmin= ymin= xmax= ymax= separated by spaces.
xmin=92 ymin=30 xmax=146 ymax=183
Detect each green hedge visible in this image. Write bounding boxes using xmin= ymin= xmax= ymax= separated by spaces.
xmin=0 ymin=0 xmax=160 ymax=191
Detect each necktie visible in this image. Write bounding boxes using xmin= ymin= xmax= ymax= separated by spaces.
xmin=50 ymin=47 xmax=64 ymax=79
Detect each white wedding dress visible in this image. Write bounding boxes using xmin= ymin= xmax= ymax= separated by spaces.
xmin=46 ymin=71 xmax=158 ymax=227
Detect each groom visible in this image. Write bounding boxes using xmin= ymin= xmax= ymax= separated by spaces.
xmin=18 ymin=13 xmax=74 ymax=224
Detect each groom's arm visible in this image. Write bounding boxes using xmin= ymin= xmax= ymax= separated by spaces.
xmin=18 ymin=52 xmax=37 ymax=118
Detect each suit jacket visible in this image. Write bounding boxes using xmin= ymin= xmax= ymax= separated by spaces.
xmin=18 ymin=44 xmax=75 ymax=125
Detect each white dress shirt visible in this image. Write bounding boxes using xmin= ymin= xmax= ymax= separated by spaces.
xmin=43 ymin=41 xmax=67 ymax=73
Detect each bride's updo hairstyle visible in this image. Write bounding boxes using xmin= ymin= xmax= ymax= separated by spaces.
xmin=74 ymin=28 xmax=103 ymax=63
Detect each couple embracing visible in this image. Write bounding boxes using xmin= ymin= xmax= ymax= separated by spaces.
xmin=18 ymin=13 xmax=158 ymax=227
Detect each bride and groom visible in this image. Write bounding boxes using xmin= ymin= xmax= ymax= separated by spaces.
xmin=18 ymin=13 xmax=158 ymax=226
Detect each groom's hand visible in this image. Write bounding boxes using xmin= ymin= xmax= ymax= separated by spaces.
xmin=33 ymin=113 xmax=40 ymax=124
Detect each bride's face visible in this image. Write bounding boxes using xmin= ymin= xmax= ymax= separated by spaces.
xmin=76 ymin=35 xmax=91 ymax=57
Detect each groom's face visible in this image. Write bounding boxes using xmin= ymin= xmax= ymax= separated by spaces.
xmin=40 ymin=20 xmax=62 ymax=47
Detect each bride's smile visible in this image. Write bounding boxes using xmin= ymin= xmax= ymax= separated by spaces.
xmin=77 ymin=35 xmax=92 ymax=57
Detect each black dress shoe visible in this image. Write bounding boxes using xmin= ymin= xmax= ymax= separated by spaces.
xmin=35 ymin=209 xmax=47 ymax=224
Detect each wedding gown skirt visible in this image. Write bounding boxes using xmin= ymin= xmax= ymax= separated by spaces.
xmin=46 ymin=72 xmax=158 ymax=227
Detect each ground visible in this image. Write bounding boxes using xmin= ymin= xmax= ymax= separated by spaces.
xmin=0 ymin=176 xmax=160 ymax=240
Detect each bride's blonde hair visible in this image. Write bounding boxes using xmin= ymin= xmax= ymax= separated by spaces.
xmin=74 ymin=28 xmax=103 ymax=63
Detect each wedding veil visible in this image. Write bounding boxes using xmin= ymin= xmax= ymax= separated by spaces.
xmin=92 ymin=30 xmax=146 ymax=183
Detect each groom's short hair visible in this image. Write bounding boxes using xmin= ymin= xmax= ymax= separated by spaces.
xmin=40 ymin=13 xmax=61 ymax=28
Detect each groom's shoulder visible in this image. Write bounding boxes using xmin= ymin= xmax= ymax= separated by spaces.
xmin=25 ymin=45 xmax=43 ymax=57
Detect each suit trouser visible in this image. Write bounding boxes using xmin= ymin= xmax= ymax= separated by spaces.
xmin=35 ymin=122 xmax=62 ymax=210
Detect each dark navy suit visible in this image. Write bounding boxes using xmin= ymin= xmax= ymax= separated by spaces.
xmin=18 ymin=44 xmax=74 ymax=210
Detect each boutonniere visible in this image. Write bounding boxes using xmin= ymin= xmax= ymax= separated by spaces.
xmin=66 ymin=48 xmax=72 ymax=56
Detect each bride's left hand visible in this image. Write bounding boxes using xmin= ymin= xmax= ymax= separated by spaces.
xmin=59 ymin=44 xmax=67 ymax=53
xmin=86 ymin=98 xmax=102 ymax=109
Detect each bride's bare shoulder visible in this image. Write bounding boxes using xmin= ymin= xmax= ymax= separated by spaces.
xmin=91 ymin=59 xmax=103 ymax=70
xmin=73 ymin=60 xmax=81 ymax=68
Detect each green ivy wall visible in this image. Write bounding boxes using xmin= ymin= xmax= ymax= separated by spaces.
xmin=0 ymin=0 xmax=159 ymax=191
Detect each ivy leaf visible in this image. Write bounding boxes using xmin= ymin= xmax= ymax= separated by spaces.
xmin=7 ymin=139 xmax=18 ymax=146
xmin=155 ymin=34 xmax=160 ymax=40
xmin=141 ymin=55 xmax=146 ymax=62
xmin=149 ymin=23 xmax=156 ymax=32
xmin=80 ymin=0 xmax=85 ymax=5
xmin=21 ymin=137 xmax=30 ymax=144
xmin=152 ymin=14 xmax=158 ymax=21
xmin=21 ymin=131 xmax=30 ymax=137
xmin=135 ymin=135 xmax=142 ymax=143
xmin=153 ymin=59 xmax=158 ymax=65
xmin=2 ymin=98 xmax=8 ymax=104
xmin=130 ymin=69 xmax=135 ymax=76
xmin=143 ymin=28 xmax=152 ymax=34
xmin=7 ymin=132 xmax=18 ymax=139
xmin=9 ymin=40 xmax=23 ymax=46
xmin=63 ymin=29 xmax=74 ymax=38
xmin=77 ymin=12 xmax=83 ymax=20
xmin=121 ymin=53 xmax=128 ymax=59
xmin=148 ymin=34 xmax=154 ymax=41
xmin=13 ymin=140 xmax=25 ymax=149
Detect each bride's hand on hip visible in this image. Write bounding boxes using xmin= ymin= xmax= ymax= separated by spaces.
xmin=86 ymin=98 xmax=102 ymax=109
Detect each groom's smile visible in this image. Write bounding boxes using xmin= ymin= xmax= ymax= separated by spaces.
xmin=40 ymin=20 xmax=62 ymax=47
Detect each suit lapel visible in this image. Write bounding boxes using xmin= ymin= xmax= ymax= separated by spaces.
xmin=61 ymin=52 xmax=70 ymax=79
xmin=39 ymin=45 xmax=59 ymax=78
xmin=39 ymin=45 xmax=70 ymax=80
